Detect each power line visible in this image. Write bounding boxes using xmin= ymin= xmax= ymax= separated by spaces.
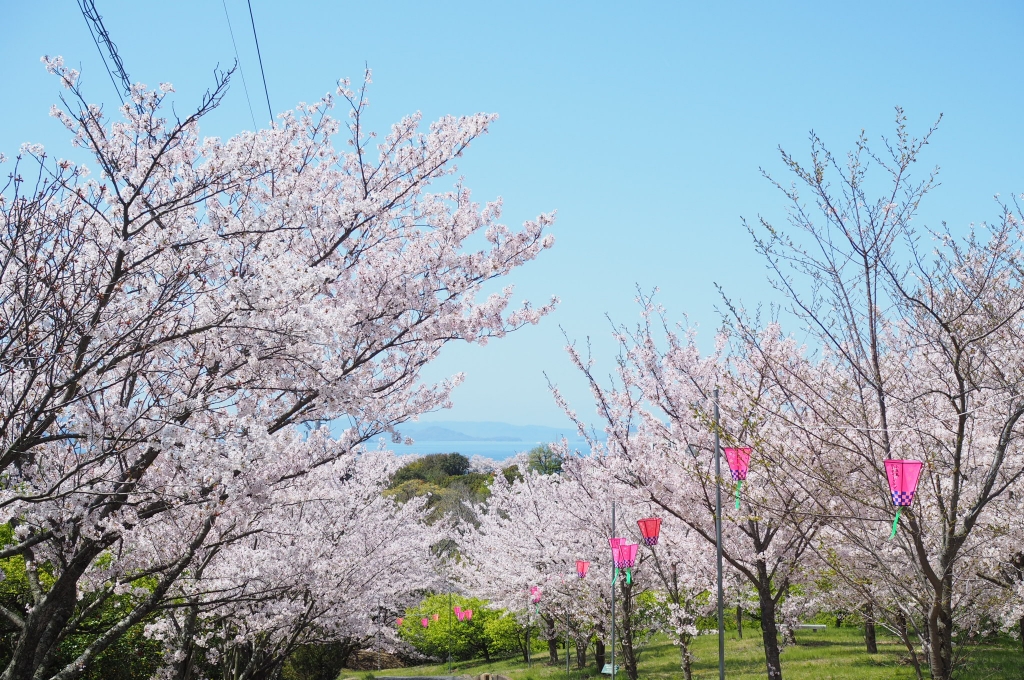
xmin=220 ymin=0 xmax=258 ymax=129
xmin=245 ymin=0 xmax=273 ymax=125
xmin=76 ymin=0 xmax=129 ymax=105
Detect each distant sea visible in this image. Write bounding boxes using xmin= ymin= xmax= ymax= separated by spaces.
xmin=362 ymin=420 xmax=594 ymax=461
xmin=393 ymin=439 xmax=552 ymax=460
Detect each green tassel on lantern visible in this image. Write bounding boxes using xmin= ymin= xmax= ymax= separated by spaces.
xmin=612 ymin=567 xmax=619 ymax=585
xmin=889 ymin=506 xmax=902 ymax=540
xmin=625 ymin=568 xmax=632 ymax=585
xmin=735 ymin=480 xmax=743 ymax=510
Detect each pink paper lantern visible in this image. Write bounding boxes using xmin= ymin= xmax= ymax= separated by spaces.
xmin=454 ymin=605 xmax=462 ymax=615
xmin=618 ymin=543 xmax=639 ymax=568
xmin=530 ymin=585 xmax=542 ymax=604
xmin=609 ymin=537 xmax=625 ymax=550
xmin=465 ymin=609 xmax=473 ymax=620
xmin=884 ymin=459 xmax=923 ymax=506
xmin=421 ymin=618 xmax=429 ymax=627
xmin=576 ymin=560 xmax=590 ymax=579
xmin=431 ymin=613 xmax=439 ymax=622
xmin=396 ymin=618 xmax=404 ymax=626
xmin=723 ymin=447 xmax=752 ymax=481
xmin=884 ymin=458 xmax=923 ymax=539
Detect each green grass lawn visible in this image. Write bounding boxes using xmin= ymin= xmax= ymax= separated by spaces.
xmin=346 ymin=626 xmax=1024 ymax=679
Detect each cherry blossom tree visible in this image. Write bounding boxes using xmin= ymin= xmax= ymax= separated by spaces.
xmin=458 ymin=463 xmax=661 ymax=680
xmin=737 ymin=111 xmax=1024 ymax=680
xmin=551 ymin=305 xmax=825 ymax=680
xmin=0 ymin=56 xmax=555 ymax=680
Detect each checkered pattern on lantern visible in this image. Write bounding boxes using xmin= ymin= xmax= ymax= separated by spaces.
xmin=891 ymin=490 xmax=915 ymax=507
xmin=642 ymin=537 xmax=658 ymax=547
xmin=730 ymin=470 xmax=747 ymax=482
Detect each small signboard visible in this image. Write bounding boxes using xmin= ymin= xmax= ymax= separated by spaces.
xmin=600 ymin=663 xmax=620 ymax=675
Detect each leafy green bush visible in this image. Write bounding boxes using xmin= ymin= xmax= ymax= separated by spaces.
xmin=398 ymin=594 xmax=520 ymax=662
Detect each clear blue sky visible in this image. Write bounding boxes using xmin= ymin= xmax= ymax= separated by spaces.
xmin=4 ymin=1 xmax=1024 ymax=428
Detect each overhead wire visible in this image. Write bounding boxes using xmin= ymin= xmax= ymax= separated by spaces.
xmin=75 ymin=0 xmax=127 ymax=106
xmin=220 ymin=0 xmax=258 ymax=129
xmin=245 ymin=0 xmax=274 ymax=125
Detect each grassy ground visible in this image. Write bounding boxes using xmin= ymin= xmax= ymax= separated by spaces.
xmin=344 ymin=626 xmax=1024 ymax=680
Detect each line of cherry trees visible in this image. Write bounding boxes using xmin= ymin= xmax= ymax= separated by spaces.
xmin=5 ymin=56 xmax=1024 ymax=680
xmin=455 ymin=114 xmax=1024 ymax=680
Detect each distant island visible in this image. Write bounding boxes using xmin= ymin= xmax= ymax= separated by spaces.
xmin=397 ymin=420 xmax=588 ymax=445
xmin=410 ymin=426 xmax=521 ymax=442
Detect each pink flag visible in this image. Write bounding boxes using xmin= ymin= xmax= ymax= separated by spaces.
xmin=466 ymin=609 xmax=472 ymax=620
xmin=396 ymin=618 xmax=403 ymax=626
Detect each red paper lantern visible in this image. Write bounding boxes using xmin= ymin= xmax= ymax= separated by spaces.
xmin=420 ymin=618 xmax=429 ymax=627
xmin=396 ymin=618 xmax=404 ymax=626
xmin=576 ymin=559 xmax=590 ymax=579
xmin=637 ymin=517 xmax=662 ymax=546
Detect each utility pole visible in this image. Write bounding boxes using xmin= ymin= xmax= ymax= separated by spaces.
xmin=611 ymin=500 xmax=616 ymax=678
xmin=715 ymin=387 xmax=725 ymax=679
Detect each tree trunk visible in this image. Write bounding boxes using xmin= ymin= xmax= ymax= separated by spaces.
xmin=925 ymin=570 xmax=955 ymax=680
xmin=617 ymin=581 xmax=639 ymax=680
xmin=542 ymin=614 xmax=558 ymax=665
xmin=894 ymin=609 xmax=923 ymax=680
xmin=1020 ymin=616 xmax=1024 ymax=654
xmin=736 ymin=605 xmax=743 ymax=640
xmin=1 ymin=543 xmax=107 ymax=680
xmin=755 ymin=570 xmax=783 ymax=680
xmin=575 ymin=637 xmax=587 ymax=669
xmin=679 ymin=637 xmax=694 ymax=680
xmin=595 ymin=639 xmax=605 ymax=670
xmin=863 ymin=603 xmax=877 ymax=654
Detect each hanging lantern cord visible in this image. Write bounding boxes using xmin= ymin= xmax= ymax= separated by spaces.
xmin=889 ymin=506 xmax=903 ymax=540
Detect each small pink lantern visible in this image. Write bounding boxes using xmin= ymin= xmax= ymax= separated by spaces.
xmin=530 ymin=585 xmax=542 ymax=604
xmin=884 ymin=459 xmax=923 ymax=539
xmin=724 ymin=447 xmax=752 ymax=509
xmin=431 ymin=613 xmax=439 ymax=622
xmin=396 ymin=618 xmax=404 ymax=626
xmin=465 ymin=609 xmax=473 ymax=620
xmin=637 ymin=517 xmax=662 ymax=546
xmin=619 ymin=543 xmax=639 ymax=568
xmin=457 ymin=611 xmax=465 ymax=621
xmin=454 ymin=605 xmax=462 ymax=616
xmin=421 ymin=618 xmax=429 ymax=627
xmin=576 ymin=560 xmax=590 ymax=579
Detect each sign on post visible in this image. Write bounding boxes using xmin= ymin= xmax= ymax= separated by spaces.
xmin=600 ymin=663 xmax=620 ymax=675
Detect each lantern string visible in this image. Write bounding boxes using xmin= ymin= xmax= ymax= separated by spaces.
xmin=888 ymin=506 xmax=902 ymax=540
